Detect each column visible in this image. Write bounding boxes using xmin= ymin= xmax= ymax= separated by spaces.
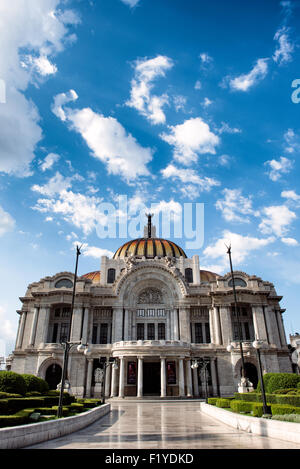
xmin=112 ymin=308 xmax=123 ymax=343
xmin=160 ymin=357 xmax=166 ymax=398
xmin=137 ymin=356 xmax=143 ymax=398
xmin=219 ymin=306 xmax=233 ymax=344
xmin=192 ymin=367 xmax=199 ymax=396
xmin=178 ymin=358 xmax=185 ymax=397
xmin=213 ymin=307 xmax=222 ymax=345
xmin=170 ymin=309 xmax=174 ymax=340
xmin=105 ymin=362 xmax=111 ymax=397
xmin=124 ymin=309 xmax=129 ymax=341
xmin=179 ymin=308 xmax=191 ymax=342
xmin=252 ymin=305 xmax=268 ymax=341
xmin=87 ymin=308 xmax=94 ymax=343
xmin=70 ymin=306 xmax=83 ymax=342
xmin=166 ymin=311 xmax=170 ymax=340
xmin=111 ymin=361 xmax=118 ymax=397
xmin=210 ymin=358 xmax=218 ymax=397
xmin=29 ymin=307 xmax=39 ymax=347
xmin=277 ymin=310 xmax=287 ymax=347
xmin=118 ymin=357 xmax=125 ymax=398
xmin=81 ymin=307 xmax=89 ymax=344
xmin=86 ymin=359 xmax=93 ymax=397
xmin=173 ymin=309 xmax=179 ymax=340
xmin=209 ymin=308 xmax=216 ymax=344
xmin=42 ymin=307 xmax=50 ymax=344
xmin=16 ymin=312 xmax=26 ymax=349
xmin=185 ymin=359 xmax=193 ymax=397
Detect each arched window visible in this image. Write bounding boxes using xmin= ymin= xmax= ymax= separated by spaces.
xmin=228 ymin=277 xmax=247 ymax=287
xmin=55 ymin=279 xmax=73 ymax=289
xmin=107 ymin=268 xmax=116 ymax=284
xmin=185 ymin=268 xmax=193 ymax=283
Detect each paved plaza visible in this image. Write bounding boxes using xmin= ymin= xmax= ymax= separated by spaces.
xmin=27 ymin=401 xmax=300 ymax=449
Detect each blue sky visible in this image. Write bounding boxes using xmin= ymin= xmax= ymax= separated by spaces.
xmin=1 ymin=0 xmax=300 ymax=355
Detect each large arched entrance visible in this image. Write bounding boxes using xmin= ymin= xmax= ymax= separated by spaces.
xmin=45 ymin=364 xmax=62 ymax=390
xmin=243 ymin=362 xmax=258 ymax=389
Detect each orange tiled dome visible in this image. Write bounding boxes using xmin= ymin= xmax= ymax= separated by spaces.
xmin=81 ymin=271 xmax=101 ymax=283
xmin=113 ymin=238 xmax=187 ymax=259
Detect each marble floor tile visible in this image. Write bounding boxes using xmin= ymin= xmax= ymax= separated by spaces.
xmin=27 ymin=401 xmax=300 ymax=449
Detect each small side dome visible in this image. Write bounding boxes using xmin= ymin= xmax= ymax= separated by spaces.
xmin=82 ymin=271 xmax=101 ymax=283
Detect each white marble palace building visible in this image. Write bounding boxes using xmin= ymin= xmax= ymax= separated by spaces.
xmin=8 ymin=221 xmax=292 ymax=398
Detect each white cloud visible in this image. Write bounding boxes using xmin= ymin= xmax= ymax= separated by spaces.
xmin=52 ymin=90 xmax=153 ymax=181
xmin=39 ymin=153 xmax=60 ymax=172
xmin=273 ymin=27 xmax=294 ymax=65
xmin=31 ymin=172 xmax=76 ymax=197
xmin=194 ymin=80 xmax=202 ymax=90
xmin=161 ymin=164 xmax=220 ymax=198
xmin=120 ymin=0 xmax=140 ymax=7
xmin=281 ymin=237 xmax=298 ymax=246
xmin=199 ymin=53 xmax=213 ymax=70
xmin=160 ymin=117 xmax=220 ymax=165
xmin=173 ymin=95 xmax=187 ymax=112
xmin=0 ymin=205 xmax=15 ymax=237
xmin=203 ymin=230 xmax=275 ymax=268
xmin=281 ymin=190 xmax=300 ymax=202
xmin=218 ymin=154 xmax=233 ymax=167
xmin=226 ymin=58 xmax=268 ymax=92
xmin=217 ymin=122 xmax=242 ymax=134
xmin=0 ymin=306 xmax=17 ymax=343
xmin=215 ymin=189 xmax=257 ymax=223
xmin=283 ymin=128 xmax=300 ymax=154
xmin=265 ymin=156 xmax=293 ymax=181
xmin=0 ymin=1 xmax=80 ymax=176
xmin=73 ymin=242 xmax=114 ymax=259
xmin=21 ymin=54 xmax=58 ymax=77
xmin=33 ymin=189 xmax=108 ymax=235
xmin=126 ymin=55 xmax=174 ymax=124
xmin=259 ymin=205 xmax=296 ymax=237
xmin=202 ymin=97 xmax=213 ymax=108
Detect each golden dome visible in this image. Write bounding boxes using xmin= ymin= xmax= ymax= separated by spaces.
xmin=200 ymin=270 xmax=220 ymax=282
xmin=113 ymin=238 xmax=187 ymax=259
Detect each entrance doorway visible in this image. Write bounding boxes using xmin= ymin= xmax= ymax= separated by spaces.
xmin=45 ymin=364 xmax=62 ymax=390
xmin=243 ymin=362 xmax=258 ymax=389
xmin=143 ymin=362 xmax=160 ymax=395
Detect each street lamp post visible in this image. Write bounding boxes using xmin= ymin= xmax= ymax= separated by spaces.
xmin=253 ymin=340 xmax=271 ymax=416
xmin=191 ymin=358 xmax=210 ymax=403
xmin=57 ymin=245 xmax=84 ymax=419
xmin=226 ymin=244 xmax=246 ymax=380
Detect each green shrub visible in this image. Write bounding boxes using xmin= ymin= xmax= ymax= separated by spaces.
xmin=216 ymin=398 xmax=232 ymax=408
xmin=230 ymin=400 xmax=253 ymax=414
xmin=270 ymin=404 xmax=300 ymax=415
xmin=46 ymin=390 xmax=60 ymax=396
xmin=34 ymin=407 xmax=57 ymax=415
xmin=0 ymin=409 xmax=34 ymax=428
xmin=207 ymin=398 xmax=219 ymax=406
xmin=258 ymin=373 xmax=300 ymax=394
xmin=25 ymin=391 xmax=42 ymax=397
xmin=0 ymin=392 xmax=22 ymax=399
xmin=69 ymin=403 xmax=85 ymax=413
xmin=0 ymin=399 xmax=9 ymax=415
xmin=234 ymin=392 xmax=260 ymax=402
xmin=274 ymin=394 xmax=300 ymax=407
xmin=80 ymin=399 xmax=102 ymax=408
xmin=273 ymin=388 xmax=297 ymax=395
xmin=252 ymin=403 xmax=264 ymax=417
xmin=22 ymin=374 xmax=49 ymax=394
xmin=6 ymin=397 xmax=45 ymax=413
xmin=51 ymin=406 xmax=70 ymax=416
xmin=272 ymin=414 xmax=300 ymax=423
xmin=0 ymin=371 xmax=27 ymax=396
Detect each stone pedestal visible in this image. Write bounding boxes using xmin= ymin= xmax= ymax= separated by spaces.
xmin=238 ymin=377 xmax=254 ymax=393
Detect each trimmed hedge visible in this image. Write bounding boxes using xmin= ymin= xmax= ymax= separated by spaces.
xmin=257 ymin=373 xmax=300 ymax=394
xmin=68 ymin=403 xmax=85 ymax=413
xmin=6 ymin=397 xmax=46 ymax=413
xmin=0 ymin=371 xmax=27 ymax=396
xmin=21 ymin=374 xmax=49 ymax=394
xmin=0 ymin=408 xmax=34 ymax=428
xmin=207 ymin=398 xmax=219 ymax=406
xmin=252 ymin=403 xmax=264 ymax=417
xmin=270 ymin=404 xmax=300 ymax=415
xmin=0 ymin=392 xmax=22 ymax=399
xmin=274 ymin=388 xmax=298 ymax=395
xmin=230 ymin=400 xmax=253 ymax=414
xmin=272 ymin=414 xmax=300 ymax=423
xmin=216 ymin=398 xmax=232 ymax=408
xmin=234 ymin=392 xmax=260 ymax=402
xmin=51 ymin=406 xmax=70 ymax=417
